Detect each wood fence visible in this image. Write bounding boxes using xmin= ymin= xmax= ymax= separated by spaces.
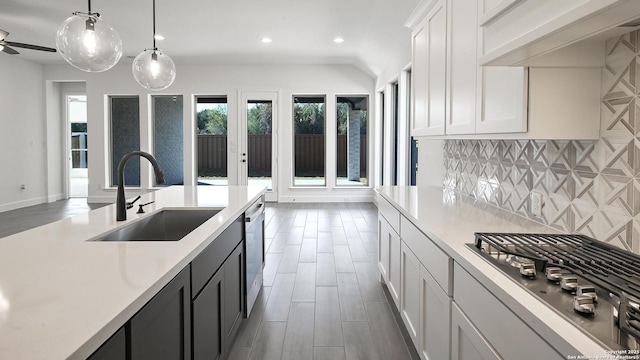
xmin=197 ymin=134 xmax=367 ymax=178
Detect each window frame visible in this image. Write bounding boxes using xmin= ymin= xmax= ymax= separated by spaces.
xmin=292 ymin=94 xmax=327 ymax=187
xmin=334 ymin=94 xmax=370 ymax=188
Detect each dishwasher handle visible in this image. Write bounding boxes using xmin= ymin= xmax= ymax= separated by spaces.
xmin=245 ymin=202 xmax=264 ymax=223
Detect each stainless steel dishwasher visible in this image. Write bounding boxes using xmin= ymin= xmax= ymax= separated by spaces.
xmin=244 ymin=196 xmax=264 ymax=317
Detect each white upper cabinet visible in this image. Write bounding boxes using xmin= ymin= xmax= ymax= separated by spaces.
xmin=411 ymin=0 xmax=447 ymax=136
xmin=479 ymin=0 xmax=640 ymax=66
xmin=406 ymin=0 xmax=602 ymax=139
xmin=411 ymin=17 xmax=430 ymax=136
xmin=445 ymin=0 xmax=479 ymax=135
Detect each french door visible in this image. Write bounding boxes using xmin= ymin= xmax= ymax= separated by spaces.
xmin=239 ymin=92 xmax=278 ymax=202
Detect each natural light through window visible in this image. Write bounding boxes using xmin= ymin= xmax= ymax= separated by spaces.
xmin=336 ymin=96 xmax=368 ymax=186
xmin=293 ymin=96 xmax=325 ymax=186
xmin=196 ymin=97 xmax=228 ymax=186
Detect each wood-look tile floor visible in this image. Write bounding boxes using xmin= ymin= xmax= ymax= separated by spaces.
xmin=231 ymin=202 xmax=419 ymax=360
xmin=0 ymin=199 xmax=107 ymax=238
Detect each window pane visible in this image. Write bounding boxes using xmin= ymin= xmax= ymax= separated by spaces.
xmin=247 ymin=101 xmax=272 ymax=190
xmin=153 ymin=95 xmax=183 ymax=185
xmin=337 ymin=96 xmax=368 ymax=186
xmin=197 ymin=97 xmax=228 ymax=185
xmin=379 ymin=91 xmax=385 ymax=186
xmin=293 ymin=96 xmax=325 ymax=186
xmin=110 ymin=96 xmax=140 ymax=186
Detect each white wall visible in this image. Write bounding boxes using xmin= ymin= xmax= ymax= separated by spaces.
xmin=43 ymin=62 xmax=375 ymax=203
xmin=0 ymin=56 xmax=47 ymax=212
xmin=373 ymin=26 xmax=413 ymax=187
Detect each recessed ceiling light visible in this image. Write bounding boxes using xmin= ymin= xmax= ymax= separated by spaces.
xmin=154 ymin=34 xmax=165 ymax=40
xmin=261 ymin=37 xmax=272 ymax=43
xmin=333 ymin=37 xmax=344 ymax=43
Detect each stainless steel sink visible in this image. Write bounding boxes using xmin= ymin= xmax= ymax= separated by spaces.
xmin=93 ymin=208 xmax=223 ymax=241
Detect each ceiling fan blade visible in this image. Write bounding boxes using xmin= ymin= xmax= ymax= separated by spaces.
xmin=0 ymin=29 xmax=8 ymax=41
xmin=2 ymin=46 xmax=19 ymax=55
xmin=5 ymin=41 xmax=56 ymax=53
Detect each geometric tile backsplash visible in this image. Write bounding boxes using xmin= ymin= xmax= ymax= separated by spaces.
xmin=443 ymin=30 xmax=640 ymax=254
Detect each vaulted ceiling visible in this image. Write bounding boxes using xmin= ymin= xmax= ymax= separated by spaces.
xmin=1 ymin=0 xmax=419 ymax=76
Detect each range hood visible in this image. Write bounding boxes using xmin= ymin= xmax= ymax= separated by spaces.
xmin=480 ymin=0 xmax=640 ymax=66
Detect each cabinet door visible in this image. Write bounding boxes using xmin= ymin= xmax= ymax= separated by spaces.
xmin=420 ymin=266 xmax=451 ymax=360
xmin=476 ymin=66 xmax=527 ymax=134
xmin=378 ymin=216 xmax=390 ymax=282
xmin=411 ymin=16 xmax=429 ymax=136
xmin=88 ymin=327 xmax=126 ymax=360
xmin=400 ymin=242 xmax=421 ymax=349
xmin=130 ymin=266 xmax=191 ymax=360
xmin=451 ymin=303 xmax=500 ymax=360
xmin=193 ymin=269 xmax=224 ymax=360
xmin=445 ymin=0 xmax=478 ymax=135
xmin=223 ymin=243 xmax=245 ymax=356
xmin=388 ymin=222 xmax=401 ymax=308
xmin=424 ymin=0 xmax=448 ymax=135
xmin=378 ymin=214 xmax=400 ymax=308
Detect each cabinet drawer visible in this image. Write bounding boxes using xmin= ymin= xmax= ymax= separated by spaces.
xmin=191 ymin=215 xmax=243 ymax=298
xmin=453 ymin=263 xmax=563 ymax=360
xmin=378 ymin=195 xmax=400 ymax=234
xmin=400 ymin=216 xmax=452 ymax=296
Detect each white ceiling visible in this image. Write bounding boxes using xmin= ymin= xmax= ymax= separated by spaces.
xmin=1 ymin=0 xmax=419 ymax=76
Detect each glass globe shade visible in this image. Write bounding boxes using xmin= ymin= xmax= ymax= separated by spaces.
xmin=132 ymin=49 xmax=176 ymax=91
xmin=56 ymin=13 xmax=122 ymax=72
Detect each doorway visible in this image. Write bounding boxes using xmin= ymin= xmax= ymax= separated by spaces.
xmin=240 ymin=92 xmax=277 ymax=202
xmin=67 ymin=94 xmax=88 ymax=198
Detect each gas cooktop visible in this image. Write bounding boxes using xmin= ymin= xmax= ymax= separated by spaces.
xmin=467 ymin=233 xmax=640 ymax=351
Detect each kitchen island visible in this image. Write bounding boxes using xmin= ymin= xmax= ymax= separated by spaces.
xmin=0 ymin=185 xmax=265 ymax=360
xmin=376 ymin=186 xmax=609 ymax=359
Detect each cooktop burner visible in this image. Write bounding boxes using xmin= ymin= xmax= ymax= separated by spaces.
xmin=467 ymin=233 xmax=640 ymax=351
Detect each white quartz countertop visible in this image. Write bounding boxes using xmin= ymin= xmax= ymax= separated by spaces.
xmin=376 ymin=186 xmax=608 ymax=358
xmin=0 ymin=185 xmax=265 ymax=360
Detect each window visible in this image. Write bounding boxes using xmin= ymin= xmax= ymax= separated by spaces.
xmin=196 ymin=96 xmax=228 ymax=185
xmin=392 ymin=82 xmax=399 ymax=186
xmin=110 ymin=96 xmax=140 ymax=186
xmin=293 ymin=96 xmax=325 ymax=186
xmin=406 ymin=69 xmax=417 ymax=186
xmin=379 ymin=90 xmax=385 ymax=185
xmin=336 ymin=96 xmax=368 ymax=186
xmin=153 ymin=95 xmax=183 ymax=185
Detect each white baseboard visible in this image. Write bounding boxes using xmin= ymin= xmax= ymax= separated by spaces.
xmin=47 ymin=193 xmax=64 ymax=203
xmin=0 ymin=197 xmax=46 ymax=213
xmin=278 ymin=195 xmax=375 ymax=203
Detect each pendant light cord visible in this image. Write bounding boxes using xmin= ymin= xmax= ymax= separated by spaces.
xmin=152 ymin=0 xmax=157 ymax=50
xmin=87 ymin=0 xmax=91 ymax=13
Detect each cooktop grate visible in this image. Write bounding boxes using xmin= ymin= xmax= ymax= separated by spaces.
xmin=474 ymin=233 xmax=640 ymax=299
xmin=474 ymin=232 xmax=640 ymax=345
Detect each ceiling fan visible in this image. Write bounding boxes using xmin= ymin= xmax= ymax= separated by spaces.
xmin=0 ymin=29 xmax=56 ymax=55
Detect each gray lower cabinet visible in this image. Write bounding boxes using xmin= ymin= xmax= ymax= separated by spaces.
xmin=193 ymin=269 xmax=224 ymax=360
xmin=87 ymin=215 xmax=246 ymax=360
xmin=193 ymin=242 xmax=245 ymax=360
xmin=130 ymin=265 xmax=191 ymax=360
xmin=223 ymin=243 xmax=244 ymax=355
xmin=87 ymin=327 xmax=126 ymax=360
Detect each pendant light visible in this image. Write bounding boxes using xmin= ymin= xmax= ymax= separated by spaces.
xmin=132 ymin=0 xmax=176 ymax=91
xmin=56 ymin=0 xmax=122 ymax=72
